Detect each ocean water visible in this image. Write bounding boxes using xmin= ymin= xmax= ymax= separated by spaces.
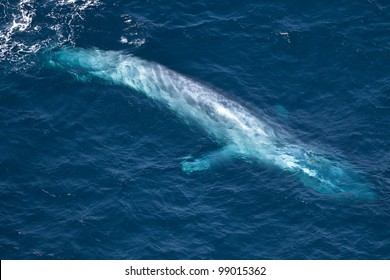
xmin=0 ymin=0 xmax=389 ymax=259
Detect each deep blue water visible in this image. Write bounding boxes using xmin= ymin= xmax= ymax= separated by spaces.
xmin=0 ymin=0 xmax=389 ymax=259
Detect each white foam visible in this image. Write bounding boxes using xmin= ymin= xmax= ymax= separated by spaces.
xmin=120 ymin=13 xmax=146 ymax=49
xmin=0 ymin=0 xmax=101 ymax=66
xmin=58 ymin=0 xmax=100 ymax=9
xmin=0 ymin=0 xmax=36 ymax=62
xmin=302 ymin=167 xmax=316 ymax=177
xmin=280 ymin=154 xmax=299 ymax=169
xmin=279 ymin=31 xmax=291 ymax=43
xmin=120 ymin=36 xmax=128 ymax=44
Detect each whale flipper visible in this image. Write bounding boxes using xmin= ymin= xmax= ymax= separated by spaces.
xmin=181 ymin=145 xmax=239 ymax=173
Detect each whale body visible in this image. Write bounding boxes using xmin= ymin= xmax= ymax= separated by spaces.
xmin=47 ymin=47 xmax=375 ymax=201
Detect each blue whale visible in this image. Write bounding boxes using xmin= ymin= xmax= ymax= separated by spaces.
xmin=46 ymin=47 xmax=375 ymax=201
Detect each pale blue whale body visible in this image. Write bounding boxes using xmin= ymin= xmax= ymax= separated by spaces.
xmin=47 ymin=47 xmax=375 ymax=200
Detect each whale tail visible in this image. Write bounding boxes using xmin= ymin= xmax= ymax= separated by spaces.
xmin=292 ymin=151 xmax=375 ymax=201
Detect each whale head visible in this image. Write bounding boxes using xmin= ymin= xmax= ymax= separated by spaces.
xmin=46 ymin=48 xmax=125 ymax=80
